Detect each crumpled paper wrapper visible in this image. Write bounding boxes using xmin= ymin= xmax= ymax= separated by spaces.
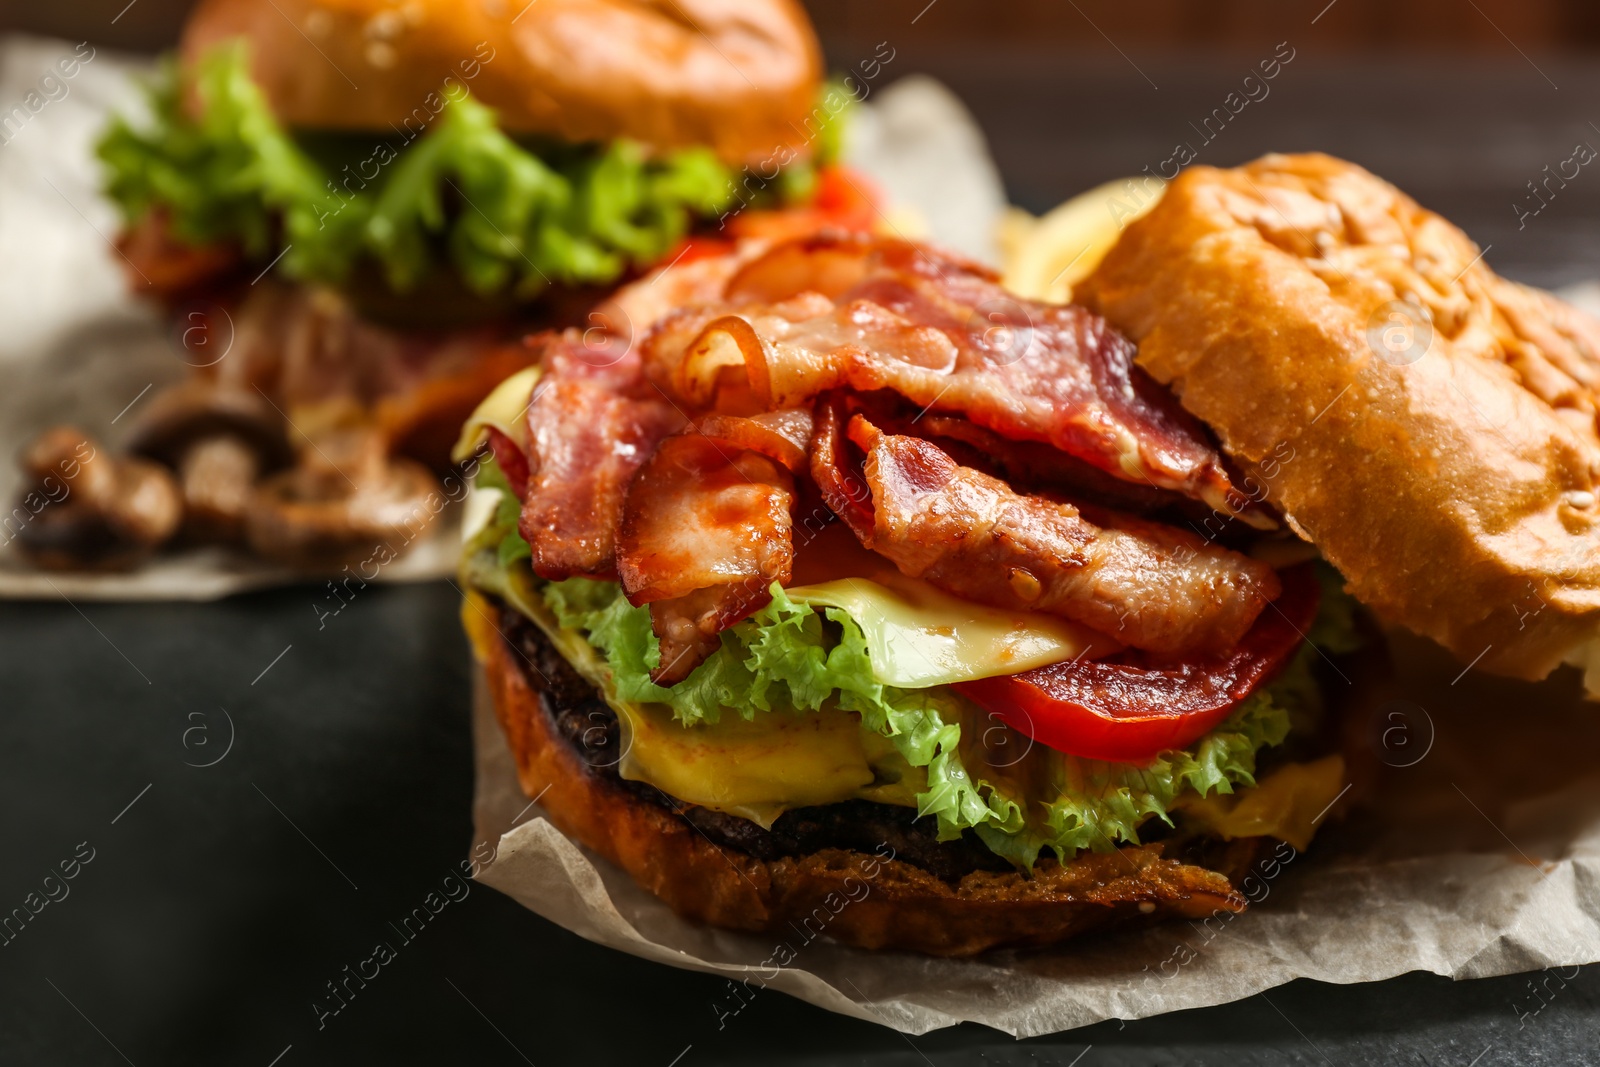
xmin=471 ymin=631 xmax=1600 ymax=1037
xmin=0 ymin=37 xmax=1006 ymax=600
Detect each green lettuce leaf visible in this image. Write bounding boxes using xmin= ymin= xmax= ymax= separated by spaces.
xmin=473 ymin=462 xmax=531 ymax=569
xmin=1310 ymin=560 xmax=1365 ymax=654
xmin=97 ymin=42 xmax=744 ymax=296
xmin=973 ymin=693 xmax=1290 ymax=868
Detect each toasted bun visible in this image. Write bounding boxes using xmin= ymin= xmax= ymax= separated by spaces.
xmin=1077 ymin=153 xmax=1600 ymax=681
xmin=471 ymin=596 xmax=1264 ymax=957
xmin=180 ymin=0 xmax=821 ymax=163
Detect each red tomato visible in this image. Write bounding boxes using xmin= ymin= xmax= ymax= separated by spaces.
xmin=725 ymin=165 xmax=883 ymax=243
xmin=954 ymin=564 xmax=1320 ymax=764
xmin=661 ymin=235 xmax=736 ymax=266
xmin=810 ymin=164 xmax=882 ymax=231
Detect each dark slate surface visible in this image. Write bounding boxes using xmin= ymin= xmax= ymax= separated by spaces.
xmin=2 ymin=584 xmax=1596 ymax=1066
xmin=6 ymin=29 xmax=1600 ymax=1067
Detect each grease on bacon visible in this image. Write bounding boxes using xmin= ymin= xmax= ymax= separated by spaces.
xmin=822 ymin=411 xmax=1280 ymax=657
xmin=616 ymin=410 xmax=812 ymax=683
xmin=508 ymin=234 xmax=1288 ymax=691
xmin=518 ymin=331 xmax=682 ymax=581
xmin=643 ymin=233 xmax=1264 ymax=523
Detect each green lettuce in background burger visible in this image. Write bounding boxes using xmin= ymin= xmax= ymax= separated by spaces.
xmin=12 ymin=0 xmax=865 ymax=575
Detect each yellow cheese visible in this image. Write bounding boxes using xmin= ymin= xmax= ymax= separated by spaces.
xmin=462 ymin=549 xmax=922 ymax=826
xmin=786 ymin=571 xmax=1104 ymax=687
xmin=451 ymin=365 xmax=541 ymax=463
xmin=1175 ymin=754 xmax=1346 ymax=851
xmin=623 ymin=703 xmax=877 ymax=827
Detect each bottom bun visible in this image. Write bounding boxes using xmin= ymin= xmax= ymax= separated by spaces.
xmin=477 ymin=596 xmax=1275 ymax=956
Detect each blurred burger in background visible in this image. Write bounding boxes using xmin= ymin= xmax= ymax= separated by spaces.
xmin=15 ymin=0 xmax=880 ymax=573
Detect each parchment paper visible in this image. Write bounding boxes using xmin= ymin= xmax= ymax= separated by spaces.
xmin=471 ymin=631 xmax=1600 ymax=1037
xmin=0 ymin=36 xmax=1006 ymax=600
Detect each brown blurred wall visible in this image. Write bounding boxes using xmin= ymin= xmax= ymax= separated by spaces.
xmin=6 ymin=0 xmax=1600 ymax=54
xmin=810 ymin=0 xmax=1600 ymax=54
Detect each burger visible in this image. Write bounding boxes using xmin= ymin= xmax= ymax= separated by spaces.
xmin=16 ymin=0 xmax=877 ymax=573
xmin=455 ymin=153 xmax=1600 ymax=956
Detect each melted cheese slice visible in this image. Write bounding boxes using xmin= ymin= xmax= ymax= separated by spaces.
xmin=462 ymin=553 xmax=921 ymax=826
xmin=1175 ymin=754 xmax=1346 ymax=851
xmin=786 ymin=571 xmax=1111 ymax=687
xmin=451 ymin=365 xmax=541 ymax=463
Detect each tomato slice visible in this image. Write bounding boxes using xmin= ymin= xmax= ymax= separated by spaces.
xmin=954 ymin=564 xmax=1319 ymax=763
xmin=659 ymin=234 xmax=736 ymax=267
xmin=726 ymin=165 xmax=883 ymax=243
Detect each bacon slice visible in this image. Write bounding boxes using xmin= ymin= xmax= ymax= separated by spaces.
xmin=913 ymin=414 xmax=1182 ymax=516
xmin=608 ymin=239 xmax=764 ymax=346
xmin=518 ymin=331 xmax=683 ymax=581
xmin=617 ymin=414 xmax=808 ymax=684
xmin=693 ymin=408 xmax=814 ymax=474
xmin=722 ymin=230 xmax=997 ymax=303
xmin=484 ymin=427 xmax=529 ymax=500
xmin=649 ymin=234 xmax=1262 ymax=522
xmin=809 ymin=397 xmax=875 ymax=540
xmin=817 ymin=411 xmax=1280 ymax=657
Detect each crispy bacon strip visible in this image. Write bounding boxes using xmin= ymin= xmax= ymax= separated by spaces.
xmin=617 ymin=412 xmax=811 ymax=684
xmin=518 ymin=331 xmax=683 ymax=581
xmin=809 ymin=397 xmax=876 ymax=539
xmin=913 ymin=414 xmax=1183 ymax=515
xmin=694 ymin=408 xmax=814 ymax=474
xmin=816 ymin=411 xmax=1279 ymax=657
xmin=722 ymin=230 xmax=996 ymax=303
xmin=649 ymin=233 xmax=1263 ymax=522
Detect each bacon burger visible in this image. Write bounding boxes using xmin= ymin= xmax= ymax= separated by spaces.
xmin=17 ymin=0 xmax=880 ymax=573
xmin=456 ymin=154 xmax=1600 ymax=955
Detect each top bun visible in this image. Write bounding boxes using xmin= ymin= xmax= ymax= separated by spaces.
xmin=180 ymin=0 xmax=822 ymax=163
xmin=1078 ymin=153 xmax=1600 ymax=681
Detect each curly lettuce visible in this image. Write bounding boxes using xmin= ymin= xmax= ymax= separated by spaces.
xmin=974 ymin=693 xmax=1291 ymax=867
xmin=97 ymin=42 xmax=742 ymax=297
xmin=541 ymin=575 xmax=1306 ymax=865
xmin=543 ymin=577 xmax=1013 ymax=838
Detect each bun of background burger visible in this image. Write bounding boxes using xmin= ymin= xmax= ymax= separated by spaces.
xmin=1075 ymin=153 xmax=1600 ymax=687
xmin=180 ymin=0 xmax=822 ymax=164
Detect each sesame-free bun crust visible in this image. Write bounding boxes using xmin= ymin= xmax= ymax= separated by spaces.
xmin=180 ymin=0 xmax=821 ymax=163
xmin=472 ymin=597 xmax=1259 ymax=957
xmin=1077 ymin=153 xmax=1600 ymax=681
